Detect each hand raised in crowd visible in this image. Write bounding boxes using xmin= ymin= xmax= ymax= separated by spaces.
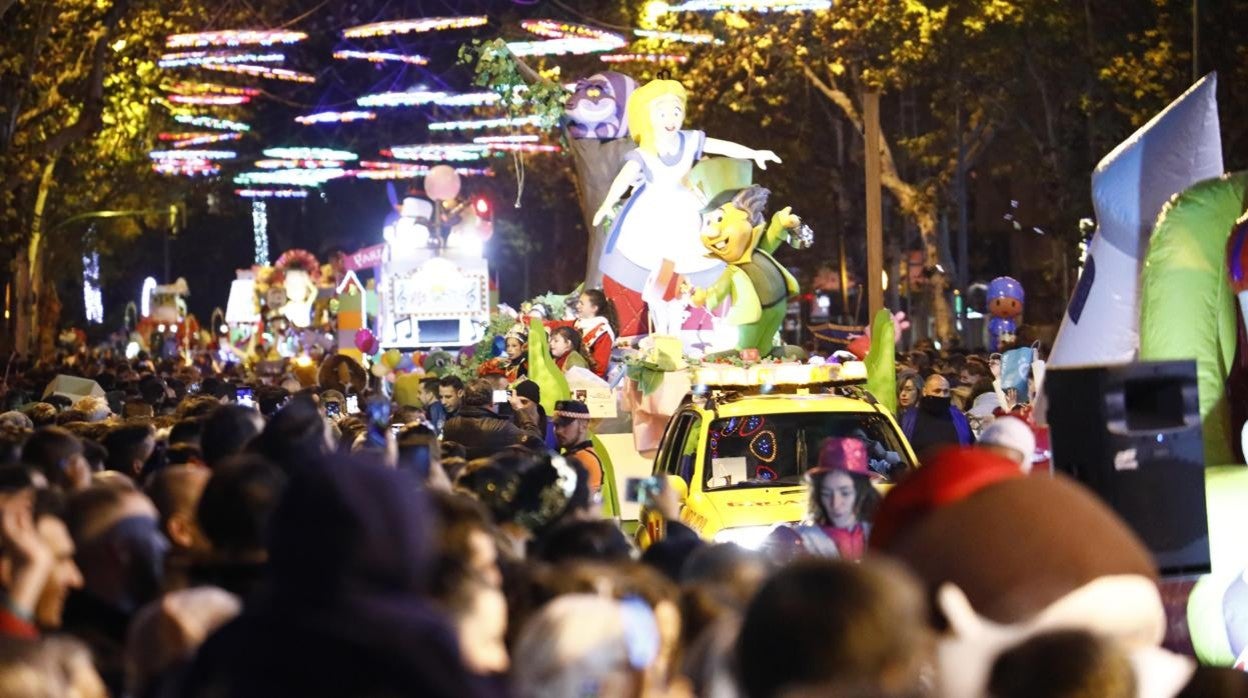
xmin=0 ymin=490 xmax=54 ymax=619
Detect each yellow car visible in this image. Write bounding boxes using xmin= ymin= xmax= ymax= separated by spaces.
xmin=646 ymin=369 xmax=917 ymax=549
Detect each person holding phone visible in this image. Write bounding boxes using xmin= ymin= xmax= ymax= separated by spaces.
xmin=441 ymin=380 xmax=543 ymax=461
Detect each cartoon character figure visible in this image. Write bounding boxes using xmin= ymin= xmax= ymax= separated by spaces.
xmin=987 ymin=276 xmax=1025 ymax=351
xmin=566 ymin=72 xmax=636 ymax=140
xmin=687 ymin=185 xmax=811 ymax=356
xmin=591 ymin=79 xmax=781 ymax=336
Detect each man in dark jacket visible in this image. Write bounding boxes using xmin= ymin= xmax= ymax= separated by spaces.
xmin=900 ymin=374 xmax=974 ymax=461
xmin=442 ymin=380 xmax=543 ymax=460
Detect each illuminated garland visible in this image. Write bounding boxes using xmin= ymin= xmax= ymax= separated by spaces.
xmin=506 ymin=19 xmax=626 ymax=57
xmin=163 ymin=132 xmax=243 ymax=148
xmin=294 ymin=110 xmax=376 ymax=125
xmin=600 ymin=53 xmax=689 ymax=64
xmin=263 ymin=147 xmax=357 ymax=161
xmin=254 ymin=158 xmax=346 ymax=169
xmin=166 ymin=30 xmax=308 ymax=48
xmin=169 ymin=94 xmax=251 ymax=105
xmin=349 ymin=166 xmax=492 ymax=180
xmin=234 ymin=168 xmax=347 ymax=186
xmin=165 ymin=82 xmax=261 ymax=96
xmin=82 ymin=251 xmax=103 ymax=324
xmin=472 ymin=134 xmax=540 ymax=144
xmin=428 ymin=115 xmax=542 ymax=131
xmin=654 ymin=0 xmax=830 ymax=11
xmin=356 ymin=91 xmax=500 ymax=108
xmin=236 ymin=188 xmax=309 ymax=199
xmin=173 ymin=114 xmax=251 ymax=131
xmin=485 ymin=142 xmax=561 ymax=153
xmin=633 ymin=28 xmax=720 ymax=44
xmin=252 ymin=201 xmax=270 ymax=266
xmin=332 ymin=50 xmax=429 ymax=65
xmin=159 ymin=131 xmax=216 ymax=141
xmin=152 ymin=159 xmax=220 ymax=176
xmin=385 ymin=144 xmax=489 ymax=162
xmin=200 ymin=64 xmax=317 ymax=83
xmin=159 ymin=51 xmax=284 ymax=68
xmin=149 ymin=149 xmax=236 ymax=160
xmin=342 ymin=16 xmax=488 ymax=39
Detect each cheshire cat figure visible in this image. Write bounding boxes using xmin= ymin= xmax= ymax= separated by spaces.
xmin=566 ymin=72 xmax=636 ymax=140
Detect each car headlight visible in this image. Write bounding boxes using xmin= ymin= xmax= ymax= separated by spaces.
xmin=712 ymin=525 xmax=775 ymax=550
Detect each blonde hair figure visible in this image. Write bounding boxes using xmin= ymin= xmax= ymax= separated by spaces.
xmin=591 ymin=78 xmax=781 ymax=334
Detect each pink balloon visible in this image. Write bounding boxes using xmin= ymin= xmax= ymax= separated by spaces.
xmin=424 ymin=165 xmax=461 ymax=201
xmin=354 ymin=328 xmax=376 ymax=353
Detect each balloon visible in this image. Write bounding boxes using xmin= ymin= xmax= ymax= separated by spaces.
xmin=354 ymin=328 xmax=376 ymax=353
xmin=371 ymin=362 xmax=390 ymax=377
xmin=425 ymin=165 xmax=462 ymax=201
xmin=383 ymin=348 xmax=402 ymax=369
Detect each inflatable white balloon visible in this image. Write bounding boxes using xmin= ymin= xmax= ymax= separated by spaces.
xmin=1048 ymin=74 xmax=1223 ymax=367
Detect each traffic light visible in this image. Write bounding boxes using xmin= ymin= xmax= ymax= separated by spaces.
xmin=473 ymin=196 xmax=492 ymax=221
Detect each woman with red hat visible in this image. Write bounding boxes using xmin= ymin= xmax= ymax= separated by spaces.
xmin=764 ymin=437 xmax=881 ymax=562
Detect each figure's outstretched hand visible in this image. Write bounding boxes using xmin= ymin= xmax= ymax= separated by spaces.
xmin=753 ymin=149 xmax=782 ymax=170
xmin=772 ymin=206 xmax=801 ymax=230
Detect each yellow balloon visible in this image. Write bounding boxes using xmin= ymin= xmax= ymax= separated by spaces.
xmin=383 ymin=348 xmax=402 ymax=369
xmin=371 ymin=362 xmax=391 ymax=377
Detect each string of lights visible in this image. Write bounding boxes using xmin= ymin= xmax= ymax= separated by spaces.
xmin=173 ymin=114 xmax=251 ymax=131
xmin=234 ymin=168 xmax=347 ymax=186
xmin=165 ymin=82 xmax=262 ymax=96
xmin=331 ymin=50 xmax=429 ymax=65
xmin=151 ymin=159 xmax=221 ymax=176
xmin=236 ymin=188 xmax=309 ymax=198
xmin=166 ymin=29 xmax=308 ymax=48
xmin=341 ymin=16 xmax=488 ymax=39
xmin=254 ymin=158 xmax=347 ymax=169
xmin=294 ymin=110 xmax=377 ymax=124
xmin=506 ymin=19 xmax=626 ymax=56
xmin=384 ymin=144 xmax=489 ymax=162
xmin=165 ymin=132 xmax=244 ymax=148
xmin=169 ymin=94 xmax=252 ymax=105
xmin=200 ymin=64 xmax=317 ymax=83
xmin=632 ymin=28 xmax=720 ymax=44
xmin=472 ymin=134 xmax=541 ymax=144
xmin=158 ymin=51 xmax=285 ymax=68
xmin=600 ymin=52 xmax=689 ymax=63
xmin=428 ymin=115 xmax=543 ymax=131
xmin=252 ymin=201 xmax=270 ymax=266
xmin=262 ymin=147 xmax=357 ymax=161
xmin=149 ymin=149 xmax=237 ymax=160
xmin=652 ymin=0 xmax=831 ymax=12
xmin=356 ymin=90 xmax=500 ymax=108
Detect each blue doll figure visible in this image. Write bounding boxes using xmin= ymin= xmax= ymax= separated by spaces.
xmin=987 ymin=276 xmax=1025 ymax=351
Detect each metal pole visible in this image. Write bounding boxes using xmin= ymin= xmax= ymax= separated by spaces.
xmin=863 ymin=90 xmax=885 ymax=321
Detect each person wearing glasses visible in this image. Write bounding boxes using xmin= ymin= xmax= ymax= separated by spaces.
xmin=898 ymin=374 xmax=974 ymax=462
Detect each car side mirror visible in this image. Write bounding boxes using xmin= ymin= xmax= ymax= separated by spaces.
xmin=666 ymin=474 xmax=689 ymax=502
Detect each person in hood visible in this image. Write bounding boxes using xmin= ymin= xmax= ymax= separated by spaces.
xmin=899 ymin=374 xmax=974 ymax=460
xmin=182 ymin=455 xmax=485 ymax=698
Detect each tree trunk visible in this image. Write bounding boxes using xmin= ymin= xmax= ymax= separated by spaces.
xmin=13 ymin=158 xmax=57 ymax=357
xmin=800 ymin=63 xmax=956 ymax=342
xmin=568 ymin=138 xmax=636 ymax=287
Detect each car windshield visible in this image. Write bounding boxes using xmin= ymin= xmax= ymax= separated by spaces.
xmin=702 ymin=411 xmax=913 ymax=491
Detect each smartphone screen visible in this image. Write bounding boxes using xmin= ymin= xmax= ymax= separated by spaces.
xmin=492 ymin=389 xmax=510 ymax=404
xmin=345 ymin=395 xmax=360 ymax=414
xmin=325 ymin=402 xmax=341 ymax=419
xmin=364 ymin=398 xmax=391 ymax=448
xmin=236 ymin=387 xmax=255 ymax=408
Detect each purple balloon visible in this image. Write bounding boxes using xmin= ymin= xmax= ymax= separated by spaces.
xmin=354 ymin=328 xmax=376 ymax=353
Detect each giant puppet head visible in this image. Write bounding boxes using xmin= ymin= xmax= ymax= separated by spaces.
xmin=566 ymin=72 xmax=637 ymax=140
xmin=872 ymin=447 xmax=1196 ymax=697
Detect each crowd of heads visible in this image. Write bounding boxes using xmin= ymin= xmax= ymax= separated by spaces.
xmin=0 ymin=339 xmax=1238 ymax=698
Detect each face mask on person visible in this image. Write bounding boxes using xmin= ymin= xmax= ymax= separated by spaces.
xmin=920 ymin=395 xmax=952 ymax=415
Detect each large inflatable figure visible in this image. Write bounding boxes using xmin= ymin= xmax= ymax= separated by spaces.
xmin=986 ymin=276 xmax=1024 ymax=351
xmin=1048 ymin=74 xmax=1222 ymax=367
xmin=687 ymin=185 xmax=810 ymax=356
xmin=592 ymin=79 xmax=780 ymax=336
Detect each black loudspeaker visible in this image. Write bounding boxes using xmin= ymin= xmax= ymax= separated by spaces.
xmin=1045 ymin=360 xmax=1210 ymax=576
